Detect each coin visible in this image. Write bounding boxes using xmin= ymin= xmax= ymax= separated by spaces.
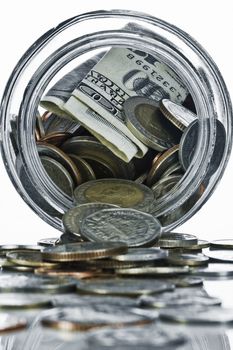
xmin=0 ymin=253 xmax=14 ymax=267
xmin=190 ymin=263 xmax=233 ymax=277
xmin=0 ymin=273 xmax=76 ymax=294
xmin=68 ymin=154 xmax=96 ymax=182
xmin=41 ymin=304 xmax=156 ymax=331
xmin=167 ymin=253 xmax=209 ymax=266
xmin=116 ymin=266 xmax=189 ymax=276
xmin=134 ymin=172 xmax=148 ymax=184
xmin=37 ymin=143 xmax=82 ymax=186
xmin=177 ymin=239 xmax=210 ymax=251
xmin=84 ymin=259 xmax=151 ymax=270
xmin=151 ymin=175 xmax=183 ymax=201
xmin=85 ymin=324 xmax=187 ymax=350
xmin=42 ymin=242 xmax=128 ymax=262
xmin=203 ymin=248 xmax=233 ymax=263
xmin=74 ymin=179 xmax=154 ymax=212
xmin=123 ymin=96 xmax=181 ymax=151
xmin=162 ymin=276 xmax=203 ymax=288
xmin=0 ymin=293 xmax=53 ymax=310
xmin=161 ymin=161 xmax=184 ymax=178
xmin=0 ymin=313 xmax=27 ymax=334
xmin=62 ymin=203 xmax=119 ymax=238
xmin=35 ymin=268 xmax=96 ymax=279
xmin=160 ymin=306 xmax=233 ymax=325
xmin=6 ymin=250 xmax=60 ymax=268
xmin=40 ymin=132 xmax=71 ymax=146
xmin=156 ymin=232 xmax=198 ymax=248
xmin=147 ymin=145 xmax=179 ymax=186
xmin=61 ymin=136 xmax=135 ymax=180
xmin=0 ymin=245 xmax=41 ymax=253
xmin=76 ymin=278 xmax=175 ymax=296
xmin=59 ymin=232 xmax=83 ymax=244
xmin=80 ymin=208 xmax=161 ymax=248
xmin=210 ymin=240 xmax=233 ymax=249
xmin=111 ymin=248 xmax=167 ymax=262
xmin=40 ymin=156 xmax=74 ymax=197
xmin=37 ymin=238 xmax=60 ymax=247
xmin=160 ymin=99 xmax=197 ymax=131
xmin=3 ymin=265 xmax=35 ymax=273
xmin=41 ymin=111 xmax=82 ymax=135
xmin=140 ymin=289 xmax=221 ymax=308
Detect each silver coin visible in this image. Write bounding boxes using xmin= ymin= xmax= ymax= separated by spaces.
xmin=189 ymin=263 xmax=233 ymax=277
xmin=74 ymin=179 xmax=154 ymax=212
xmin=80 ymin=208 xmax=161 ymax=248
xmin=167 ymin=253 xmax=209 ymax=266
xmin=85 ymin=324 xmax=187 ymax=350
xmin=6 ymin=250 xmax=59 ymax=268
xmin=37 ymin=238 xmax=60 ymax=247
xmin=59 ymin=232 xmax=83 ymax=244
xmin=210 ymin=239 xmax=233 ymax=249
xmin=174 ymin=239 xmax=210 ymax=251
xmin=162 ymin=276 xmax=203 ymax=288
xmin=0 ymin=293 xmax=53 ymax=310
xmin=0 ymin=273 xmax=76 ymax=294
xmin=139 ymin=289 xmax=221 ymax=308
xmin=0 ymin=313 xmax=27 ymax=334
xmin=160 ymin=306 xmax=233 ymax=325
xmin=41 ymin=156 xmax=74 ymax=197
xmin=41 ymin=304 xmax=157 ymax=331
xmin=116 ymin=266 xmax=190 ymax=276
xmin=0 ymin=245 xmax=41 ymax=253
xmin=123 ymin=96 xmax=181 ymax=151
xmin=111 ymin=248 xmax=167 ymax=262
xmin=203 ymin=248 xmax=233 ymax=263
xmin=151 ymin=175 xmax=183 ymax=202
xmin=161 ymin=161 xmax=184 ymax=179
xmin=160 ymin=98 xmax=197 ymax=131
xmin=76 ymin=278 xmax=175 ymax=296
xmin=62 ymin=203 xmax=119 ymax=238
xmin=156 ymin=232 xmax=198 ymax=248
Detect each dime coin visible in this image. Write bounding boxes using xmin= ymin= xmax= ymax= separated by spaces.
xmin=190 ymin=263 xmax=233 ymax=277
xmin=39 ymin=132 xmax=71 ymax=146
xmin=37 ymin=238 xmax=60 ymax=247
xmin=74 ymin=179 xmax=154 ymax=211
xmin=123 ymin=96 xmax=181 ymax=151
xmin=111 ymin=248 xmax=167 ymax=262
xmin=41 ymin=304 xmax=156 ymax=331
xmin=6 ymin=250 xmax=60 ymax=268
xmin=0 ymin=293 xmax=53 ymax=310
xmin=62 ymin=203 xmax=119 ymax=238
xmin=210 ymin=239 xmax=233 ymax=249
xmin=0 ymin=273 xmax=76 ymax=294
xmin=40 ymin=156 xmax=74 ymax=197
xmin=41 ymin=111 xmax=82 ymax=135
xmin=85 ymin=324 xmax=187 ymax=349
xmin=61 ymin=136 xmax=135 ymax=180
xmin=160 ymin=306 xmax=233 ymax=325
xmin=42 ymin=242 xmax=128 ymax=262
xmin=80 ymin=208 xmax=161 ymax=247
xmin=177 ymin=239 xmax=210 ymax=251
xmin=203 ymin=248 xmax=233 ymax=263
xmin=155 ymin=232 xmax=198 ymax=248
xmin=147 ymin=145 xmax=179 ymax=186
xmin=140 ymin=290 xmax=221 ymax=308
xmin=76 ymin=278 xmax=175 ymax=296
xmin=37 ymin=143 xmax=82 ymax=186
xmin=68 ymin=154 xmax=96 ymax=182
xmin=160 ymin=98 xmax=197 ymax=131
xmin=0 ymin=313 xmax=27 ymax=334
xmin=116 ymin=266 xmax=189 ymax=276
xmin=167 ymin=253 xmax=209 ymax=266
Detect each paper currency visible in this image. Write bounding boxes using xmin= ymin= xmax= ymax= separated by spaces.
xmin=40 ymin=52 xmax=105 ymax=117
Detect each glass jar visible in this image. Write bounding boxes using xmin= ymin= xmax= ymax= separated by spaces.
xmin=0 ymin=9 xmax=232 ymax=233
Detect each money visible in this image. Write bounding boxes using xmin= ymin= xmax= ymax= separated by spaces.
xmin=210 ymin=239 xmax=233 ymax=249
xmin=160 ymin=98 xmax=197 ymax=131
xmin=0 ymin=314 xmax=27 ymax=334
xmin=155 ymin=232 xmax=198 ymax=248
xmin=42 ymin=242 xmax=128 ymax=262
xmin=76 ymin=278 xmax=175 ymax=296
xmin=74 ymin=179 xmax=154 ymax=211
xmin=0 ymin=293 xmax=53 ymax=310
xmin=80 ymin=208 xmax=161 ymax=247
xmin=6 ymin=250 xmax=60 ymax=268
xmin=69 ymin=154 xmax=96 ymax=182
xmin=116 ymin=266 xmax=190 ymax=276
xmin=190 ymin=263 xmax=233 ymax=277
xmin=203 ymin=248 xmax=233 ymax=263
xmin=167 ymin=253 xmax=209 ymax=266
xmin=111 ymin=248 xmax=167 ymax=262
xmin=37 ymin=238 xmax=60 ymax=247
xmin=123 ymin=96 xmax=181 ymax=150
xmin=163 ymin=276 xmax=203 ymax=288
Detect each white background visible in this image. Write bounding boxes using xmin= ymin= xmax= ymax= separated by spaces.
xmin=0 ymin=0 xmax=232 ymax=245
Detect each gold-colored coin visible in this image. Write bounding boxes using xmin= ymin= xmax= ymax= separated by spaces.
xmin=40 ymin=132 xmax=71 ymax=147
xmin=147 ymin=145 xmax=179 ymax=186
xmin=74 ymin=179 xmax=154 ymax=211
xmin=69 ymin=154 xmax=96 ymax=182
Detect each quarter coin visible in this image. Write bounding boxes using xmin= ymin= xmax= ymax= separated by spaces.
xmin=124 ymin=96 xmax=181 ymax=151
xmin=80 ymin=208 xmax=161 ymax=247
xmin=74 ymin=179 xmax=154 ymax=211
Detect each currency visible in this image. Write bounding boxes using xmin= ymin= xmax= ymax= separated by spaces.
xmin=76 ymin=278 xmax=175 ymax=296
xmin=6 ymin=250 xmax=60 ymax=268
xmin=0 ymin=313 xmax=27 ymax=334
xmin=123 ymin=96 xmax=181 ymax=150
xmin=42 ymin=242 xmax=128 ymax=262
xmin=74 ymin=179 xmax=154 ymax=211
xmin=210 ymin=239 xmax=233 ymax=249
xmin=160 ymin=98 xmax=197 ymax=131
xmin=155 ymin=232 xmax=198 ymax=248
xmin=0 ymin=293 xmax=53 ymax=310
xmin=39 ymin=132 xmax=71 ymax=146
xmin=203 ymin=248 xmax=233 ymax=263
xmin=167 ymin=253 xmax=209 ymax=266
xmin=37 ymin=238 xmax=60 ymax=247
xmin=190 ymin=263 xmax=233 ymax=277
xmin=80 ymin=208 xmax=162 ymax=247
xmin=111 ymin=248 xmax=167 ymax=262
xmin=116 ymin=266 xmax=190 ymax=276
xmin=162 ymin=276 xmax=203 ymax=288
xmin=69 ymin=154 xmax=96 ymax=182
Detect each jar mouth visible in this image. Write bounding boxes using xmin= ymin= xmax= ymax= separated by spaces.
xmin=1 ymin=10 xmax=232 ymax=231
